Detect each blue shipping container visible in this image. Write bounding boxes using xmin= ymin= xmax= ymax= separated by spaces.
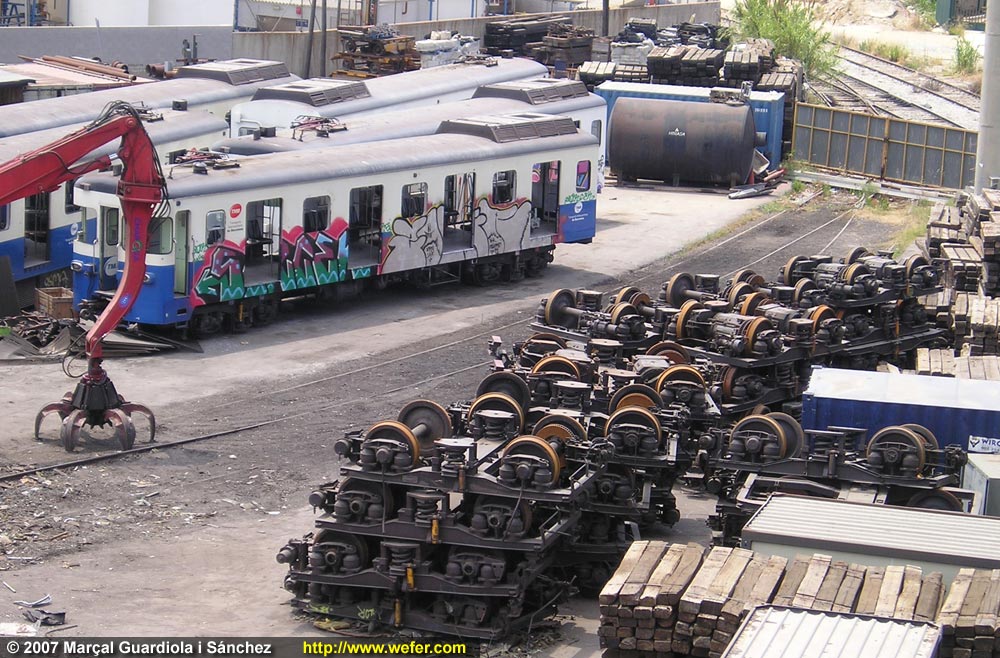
xmin=595 ymin=81 xmax=785 ymax=170
xmin=801 ymin=367 xmax=1000 ymax=452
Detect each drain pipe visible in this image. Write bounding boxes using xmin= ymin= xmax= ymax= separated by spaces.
xmin=975 ymin=0 xmax=999 ymax=192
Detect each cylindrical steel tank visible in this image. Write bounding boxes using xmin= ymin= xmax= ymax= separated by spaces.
xmin=609 ymin=97 xmax=757 ymax=186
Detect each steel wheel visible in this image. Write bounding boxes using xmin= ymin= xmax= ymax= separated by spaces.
xmin=530 ymin=354 xmax=582 ymax=380
xmin=665 ymin=272 xmax=696 ymax=308
xmin=807 ymin=305 xmax=837 ymax=333
xmin=609 ymin=383 xmax=662 ymax=412
xmin=767 ymin=412 xmax=805 ymax=459
xmin=902 ymin=423 xmax=939 ymax=451
xmin=476 ymin=372 xmax=531 ymax=411
xmin=543 ymin=289 xmax=578 ymax=328
xmin=605 ymin=406 xmax=662 ymax=446
xmin=501 ymin=435 xmax=564 ymax=484
xmin=645 ymin=340 xmax=691 ymax=363
xmin=782 ymin=255 xmax=807 ymax=285
xmin=906 ymin=489 xmax=963 ymax=512
xmin=609 ymin=302 xmax=638 ymax=325
xmin=731 ymin=414 xmax=789 ymax=460
xmin=867 ymin=426 xmax=926 ymax=472
xmin=532 ymin=413 xmax=587 ymax=443
xmin=727 ymin=281 xmax=755 ymax=308
xmin=846 ymin=247 xmax=871 ymax=264
xmin=614 ymin=286 xmax=641 ymax=305
xmin=654 ymin=364 xmax=706 ymax=392
xmin=397 ymin=399 xmax=453 ymax=450
xmin=793 ymin=278 xmax=817 ymax=305
xmin=674 ymin=299 xmax=704 ymax=340
xmin=467 ymin=392 xmax=525 ymax=434
xmin=739 ymin=291 xmax=769 ymax=316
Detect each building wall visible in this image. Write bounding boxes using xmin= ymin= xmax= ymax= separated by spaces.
xmin=148 ymin=0 xmax=234 ymax=25
xmin=69 ymin=0 xmax=151 ymax=26
xmin=0 ymin=26 xmax=235 ymax=72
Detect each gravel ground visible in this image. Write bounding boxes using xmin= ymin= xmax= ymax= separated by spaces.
xmin=0 ymin=188 xmax=905 ymax=642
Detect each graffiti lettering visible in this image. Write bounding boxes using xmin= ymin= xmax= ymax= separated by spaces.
xmin=280 ymin=218 xmax=348 ymax=290
xmin=563 ymin=191 xmax=596 ymax=205
xmin=191 ymin=241 xmax=248 ymax=306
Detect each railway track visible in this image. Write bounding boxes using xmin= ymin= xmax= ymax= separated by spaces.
xmin=811 ymin=45 xmax=980 ymax=130
xmin=4 ymin=198 xmax=871 ymax=484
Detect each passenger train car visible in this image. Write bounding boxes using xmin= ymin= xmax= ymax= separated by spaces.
xmin=1 ymin=108 xmax=230 ymax=305
xmin=228 ymin=57 xmax=547 ymax=136
xmin=216 ymin=79 xmax=607 ymax=158
xmin=72 ymin=113 xmax=599 ymax=334
xmin=0 ymin=59 xmax=295 ymax=138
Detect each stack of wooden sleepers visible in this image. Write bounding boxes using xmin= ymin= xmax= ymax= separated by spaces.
xmin=937 ymin=568 xmax=1000 ymax=658
xmin=599 ymin=542 xmax=949 ymax=658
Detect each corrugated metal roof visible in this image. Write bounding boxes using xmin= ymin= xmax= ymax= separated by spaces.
xmin=722 ymin=606 xmax=940 ymax=658
xmin=805 ymin=366 xmax=1000 ymax=412
xmin=743 ymin=494 xmax=1000 ymax=568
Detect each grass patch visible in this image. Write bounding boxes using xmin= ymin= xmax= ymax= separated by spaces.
xmin=730 ymin=0 xmax=838 ymax=80
xmin=888 ymin=201 xmax=931 ymax=256
xmin=955 ymin=37 xmax=981 ymax=74
xmin=791 ymin=179 xmax=806 ymax=194
xmin=671 ymin=196 xmax=795 ymax=259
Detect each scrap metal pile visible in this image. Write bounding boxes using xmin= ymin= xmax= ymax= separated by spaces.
xmin=275 ymin=247 xmax=961 ymax=638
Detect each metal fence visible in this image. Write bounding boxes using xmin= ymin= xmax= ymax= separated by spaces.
xmin=792 ymin=103 xmax=978 ymax=190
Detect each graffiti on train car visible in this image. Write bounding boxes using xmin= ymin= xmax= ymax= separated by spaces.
xmin=380 ymin=197 xmax=533 ymax=273
xmin=280 ymin=218 xmax=349 ymax=290
xmin=191 ymin=240 xmax=275 ymax=305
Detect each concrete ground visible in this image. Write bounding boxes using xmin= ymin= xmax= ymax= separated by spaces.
xmin=0 ymin=184 xmax=908 ymax=649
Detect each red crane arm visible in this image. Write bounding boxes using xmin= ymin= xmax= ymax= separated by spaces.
xmin=0 ymin=102 xmax=165 ymax=359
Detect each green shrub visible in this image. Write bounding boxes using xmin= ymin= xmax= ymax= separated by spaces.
xmin=731 ymin=0 xmax=838 ymax=80
xmin=955 ymin=37 xmax=981 ymax=74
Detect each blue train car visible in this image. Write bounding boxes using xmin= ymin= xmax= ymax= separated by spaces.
xmin=594 ymin=81 xmax=785 ymax=169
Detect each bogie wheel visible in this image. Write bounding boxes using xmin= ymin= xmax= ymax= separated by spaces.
xmin=397 ymin=399 xmax=453 ymax=450
xmin=727 ymin=281 xmax=755 ymax=308
xmin=337 ymin=478 xmax=396 ymax=522
xmin=731 ymin=414 xmax=789 ymax=460
xmin=733 ymin=269 xmax=765 ymax=287
xmin=605 ymin=406 xmax=663 ymax=447
xmin=614 ymin=286 xmax=641 ymax=305
xmin=846 ymin=247 xmax=871 ymax=264
xmin=781 ymin=255 xmax=808 ymax=286
xmin=530 ymin=354 xmax=581 ymax=380
xmin=767 ymin=412 xmax=805 ymax=459
xmin=532 ymin=413 xmax=588 ymax=443
xmin=524 ymin=332 xmax=568 ymax=348
xmin=866 ymin=426 xmax=926 ymax=472
xmin=609 ymin=302 xmax=639 ymax=325
xmin=609 ymin=383 xmax=662 ymax=412
xmin=906 ymin=489 xmax=963 ymax=512
xmin=630 ymin=292 xmax=652 ymax=309
xmin=543 ymin=289 xmax=578 ymax=328
xmin=904 ymin=254 xmax=930 ymax=281
xmin=902 ymin=423 xmax=939 ymax=451
xmin=467 ymin=392 xmax=526 ymax=434
xmin=364 ymin=420 xmax=422 ymax=465
xmin=719 ymin=366 xmax=746 ymax=403
xmin=743 ymin=317 xmax=773 ymax=353
xmin=841 ymin=262 xmax=870 ymax=284
xmin=476 ymin=372 xmax=531 ymax=411
xmin=793 ymin=278 xmax=817 ymax=306
xmin=807 ymin=305 xmax=837 ymax=333
xmin=654 ymin=364 xmax=706 ymax=392
xmin=501 ymin=435 xmax=564 ymax=484
xmin=646 ymin=340 xmax=691 ymax=363
xmin=739 ymin=292 xmax=770 ymax=316
xmin=674 ymin=299 xmax=704 ymax=340
xmin=665 ymin=272 xmax=697 ymax=308
xmin=313 ymin=530 xmax=370 ymax=572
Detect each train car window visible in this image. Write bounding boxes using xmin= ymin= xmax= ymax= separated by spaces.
xmin=576 ymin=161 xmax=591 ymax=192
xmin=103 ymin=207 xmax=120 ymax=246
xmin=401 ymin=183 xmax=427 ymax=218
xmin=65 ymin=180 xmax=81 ymax=213
xmin=303 ymin=196 xmax=330 ymax=233
xmin=148 ymin=216 xmax=173 ymax=255
xmin=349 ymin=185 xmax=382 ymax=229
xmin=492 ymin=170 xmax=516 ymax=205
xmin=590 ymin=120 xmax=602 ymax=145
xmin=0 ymin=205 xmax=8 ymax=231
xmin=206 ymin=210 xmax=226 ymax=246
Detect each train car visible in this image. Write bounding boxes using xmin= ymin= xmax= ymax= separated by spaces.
xmin=0 ymin=108 xmax=230 ymax=306
xmin=216 ymin=79 xmax=607 ymax=157
xmin=228 ymin=57 xmax=547 ymax=137
xmin=0 ymin=59 xmax=295 ymax=139
xmin=71 ymin=113 xmax=599 ymax=334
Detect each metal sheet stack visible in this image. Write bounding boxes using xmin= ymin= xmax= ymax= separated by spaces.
xmin=599 ymin=544 xmax=946 ymax=658
xmin=937 ymin=568 xmax=1000 ymax=658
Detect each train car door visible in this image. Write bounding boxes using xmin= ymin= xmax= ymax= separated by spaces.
xmin=174 ymin=211 xmax=190 ymax=295
xmin=531 ymin=161 xmax=560 ymax=235
xmin=24 ymin=192 xmax=50 ymax=266
xmin=245 ymin=198 xmax=281 ymax=284
xmin=99 ymin=206 xmax=120 ymax=290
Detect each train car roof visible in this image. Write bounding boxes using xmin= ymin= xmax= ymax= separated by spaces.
xmin=0 ymin=59 xmax=296 ymax=138
xmin=79 ymin=114 xmax=598 ymax=198
xmin=234 ymin=57 xmax=547 ymax=121
xmin=0 ymin=108 xmax=229 ymax=165
xmin=214 ymin=85 xmax=605 ymax=155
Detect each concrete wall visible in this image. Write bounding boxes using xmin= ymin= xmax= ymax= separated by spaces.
xmin=233 ymin=1 xmax=720 ymax=76
xmin=70 ymin=0 xmax=150 ymax=26
xmin=0 ymin=25 xmax=235 ymax=72
xmin=148 ymin=0 xmax=234 ymax=26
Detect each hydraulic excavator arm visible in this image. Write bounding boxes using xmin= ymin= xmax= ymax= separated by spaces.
xmin=0 ymin=101 xmax=167 ymax=451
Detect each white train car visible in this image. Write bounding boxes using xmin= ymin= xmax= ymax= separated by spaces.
xmin=0 ymin=59 xmax=296 ymax=139
xmin=216 ymin=79 xmax=607 ymax=158
xmin=72 ymin=113 xmax=600 ymax=334
xmin=228 ymin=57 xmax=547 ymax=137
xmin=0 ymin=108 xmax=230 ymax=305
